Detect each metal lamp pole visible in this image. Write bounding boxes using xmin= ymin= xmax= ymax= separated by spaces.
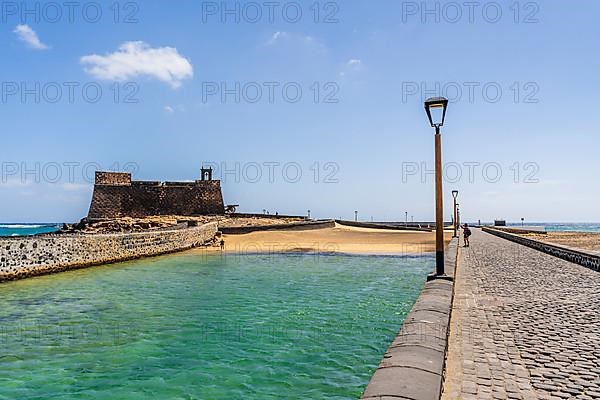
xmin=452 ymin=190 xmax=459 ymax=238
xmin=434 ymin=126 xmax=444 ymax=275
xmin=424 ymin=97 xmax=450 ymax=280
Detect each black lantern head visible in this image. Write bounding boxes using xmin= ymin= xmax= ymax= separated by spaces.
xmin=424 ymin=97 xmax=449 ymax=128
xmin=452 ymin=190 xmax=459 ymax=199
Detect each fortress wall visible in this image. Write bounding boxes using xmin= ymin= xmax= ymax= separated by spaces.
xmin=157 ymin=181 xmax=225 ymax=216
xmin=95 ymin=171 xmax=132 ymax=185
xmin=0 ymin=223 xmax=218 ymax=282
xmin=88 ymin=172 xmax=225 ymax=219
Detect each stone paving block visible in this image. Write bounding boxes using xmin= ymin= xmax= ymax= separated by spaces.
xmin=362 ymin=365 xmax=441 ymax=400
xmin=381 ymin=344 xmax=445 ymax=375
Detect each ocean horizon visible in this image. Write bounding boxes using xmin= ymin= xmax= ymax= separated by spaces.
xmin=0 ymin=223 xmax=62 ymax=237
xmin=2 ymin=222 xmax=600 ymax=237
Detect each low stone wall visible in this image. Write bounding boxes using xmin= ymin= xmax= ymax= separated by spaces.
xmin=0 ymin=223 xmax=218 ymax=282
xmin=335 ymin=220 xmax=433 ymax=232
xmin=362 ymin=238 xmax=458 ymax=400
xmin=219 ymin=220 xmax=335 ymax=234
xmin=230 ymin=213 xmax=307 ymax=220
xmin=482 ymin=227 xmax=600 ymax=272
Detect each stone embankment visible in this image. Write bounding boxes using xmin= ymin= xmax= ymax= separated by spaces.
xmin=219 ymin=220 xmax=336 ymax=234
xmin=361 ymin=238 xmax=458 ymax=400
xmin=0 ymin=223 xmax=217 ymax=282
xmin=334 ymin=220 xmax=433 ymax=232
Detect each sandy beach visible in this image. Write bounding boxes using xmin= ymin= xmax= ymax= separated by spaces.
xmin=526 ymin=231 xmax=600 ymax=252
xmin=211 ymin=223 xmax=453 ymax=255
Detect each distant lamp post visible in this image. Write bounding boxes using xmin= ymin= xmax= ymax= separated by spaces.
xmin=425 ymin=97 xmax=450 ymax=280
xmin=521 ymin=217 xmax=524 ymax=227
xmin=355 ymin=210 xmax=358 ymax=222
xmin=308 ymin=210 xmax=311 ymax=219
xmin=405 ymin=211 xmax=408 ymax=226
xmin=452 ymin=190 xmax=459 ymax=238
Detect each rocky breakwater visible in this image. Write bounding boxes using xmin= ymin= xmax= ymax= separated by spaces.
xmin=0 ymin=222 xmax=218 ymax=282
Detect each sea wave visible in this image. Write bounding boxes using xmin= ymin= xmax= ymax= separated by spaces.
xmin=0 ymin=224 xmax=51 ymax=229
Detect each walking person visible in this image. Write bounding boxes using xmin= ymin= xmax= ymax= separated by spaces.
xmin=220 ymin=239 xmax=225 ymax=251
xmin=463 ymin=223 xmax=472 ymax=247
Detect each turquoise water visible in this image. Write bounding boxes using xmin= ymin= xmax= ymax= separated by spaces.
xmin=0 ymin=252 xmax=432 ymax=399
xmin=0 ymin=223 xmax=60 ymax=237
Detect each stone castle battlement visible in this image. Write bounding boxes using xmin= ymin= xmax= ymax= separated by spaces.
xmin=88 ymin=169 xmax=225 ymax=220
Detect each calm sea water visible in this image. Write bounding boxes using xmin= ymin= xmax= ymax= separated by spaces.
xmin=0 ymin=223 xmax=60 ymax=237
xmin=506 ymin=223 xmax=600 ymax=233
xmin=0 ymin=252 xmax=432 ymax=399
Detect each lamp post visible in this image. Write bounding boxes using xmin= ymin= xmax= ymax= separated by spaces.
xmin=521 ymin=217 xmax=524 ymax=227
xmin=308 ymin=210 xmax=311 ymax=219
xmin=425 ymin=97 xmax=450 ymax=280
xmin=405 ymin=211 xmax=408 ymax=227
xmin=452 ymin=190 xmax=459 ymax=238
xmin=355 ymin=210 xmax=358 ymax=222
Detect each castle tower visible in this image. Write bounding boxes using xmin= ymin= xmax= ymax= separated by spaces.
xmin=200 ymin=167 xmax=213 ymax=181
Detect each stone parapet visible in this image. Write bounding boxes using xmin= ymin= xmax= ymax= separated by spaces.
xmin=0 ymin=223 xmax=217 ymax=282
xmin=219 ymin=220 xmax=336 ymax=234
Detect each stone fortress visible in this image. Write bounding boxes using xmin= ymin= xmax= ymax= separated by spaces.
xmin=88 ymin=168 xmax=225 ymax=220
xmin=1 ymin=168 xmax=226 ymax=282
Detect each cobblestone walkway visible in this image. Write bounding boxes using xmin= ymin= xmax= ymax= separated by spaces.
xmin=442 ymin=229 xmax=600 ymax=400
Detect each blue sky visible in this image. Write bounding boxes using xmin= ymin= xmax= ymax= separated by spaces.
xmin=1 ymin=1 xmax=599 ymax=223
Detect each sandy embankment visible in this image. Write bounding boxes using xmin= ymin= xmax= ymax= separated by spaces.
xmin=212 ymin=223 xmax=454 ymax=255
xmin=526 ymin=232 xmax=600 ymax=252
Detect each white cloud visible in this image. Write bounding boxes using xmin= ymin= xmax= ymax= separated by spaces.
xmin=13 ymin=24 xmax=49 ymax=50
xmin=267 ymin=31 xmax=287 ymax=45
xmin=164 ymin=105 xmax=174 ymax=113
xmin=0 ymin=178 xmax=32 ymax=189
xmin=265 ymin=31 xmax=326 ymax=51
xmin=80 ymin=41 xmax=193 ymax=88
xmin=339 ymin=58 xmax=364 ymax=78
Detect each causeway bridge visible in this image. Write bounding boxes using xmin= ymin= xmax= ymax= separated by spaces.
xmin=443 ymin=229 xmax=600 ymax=400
